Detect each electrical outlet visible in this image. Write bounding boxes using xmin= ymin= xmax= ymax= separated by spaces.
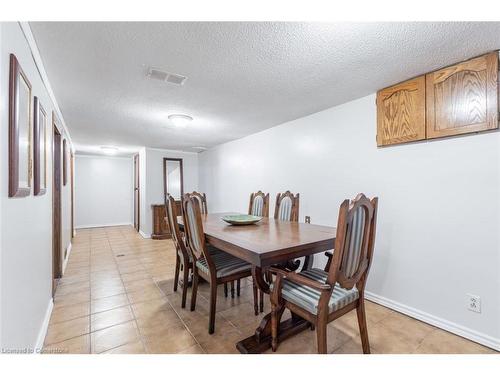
xmin=467 ymin=294 xmax=481 ymax=313
xmin=305 ymin=216 xmax=311 ymax=224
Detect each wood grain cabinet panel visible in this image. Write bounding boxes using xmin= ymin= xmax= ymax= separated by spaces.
xmin=376 ymin=76 xmax=426 ymax=146
xmin=426 ymin=52 xmax=498 ymax=139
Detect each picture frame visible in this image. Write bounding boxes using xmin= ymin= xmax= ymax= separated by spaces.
xmin=63 ymin=138 xmax=67 ymax=186
xmin=33 ymin=96 xmax=48 ymax=196
xmin=9 ymin=54 xmax=32 ymax=198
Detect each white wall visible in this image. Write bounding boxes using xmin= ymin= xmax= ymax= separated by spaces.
xmin=75 ymin=155 xmax=133 ymax=228
xmin=199 ymin=94 xmax=500 ymax=349
xmin=0 ymin=22 xmax=74 ymax=351
xmin=139 ymin=148 xmax=198 ymax=237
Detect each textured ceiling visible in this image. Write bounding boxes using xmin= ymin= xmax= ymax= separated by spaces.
xmin=30 ymin=22 xmax=500 ymax=154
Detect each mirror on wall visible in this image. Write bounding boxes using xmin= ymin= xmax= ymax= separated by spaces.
xmin=163 ymin=158 xmax=184 ymax=201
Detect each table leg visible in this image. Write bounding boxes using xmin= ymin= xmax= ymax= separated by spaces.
xmin=236 ymin=266 xmax=311 ymax=354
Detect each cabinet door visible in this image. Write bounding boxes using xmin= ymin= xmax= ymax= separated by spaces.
xmin=426 ymin=52 xmax=498 ymax=139
xmin=377 ymin=76 xmax=426 ymax=146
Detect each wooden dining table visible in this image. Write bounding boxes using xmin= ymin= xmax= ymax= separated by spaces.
xmin=178 ymin=212 xmax=336 ymax=354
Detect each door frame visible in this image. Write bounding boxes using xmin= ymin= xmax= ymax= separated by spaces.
xmin=70 ymin=151 xmax=74 ymax=238
xmin=52 ymin=118 xmax=63 ymax=295
xmin=133 ymin=154 xmax=140 ymax=232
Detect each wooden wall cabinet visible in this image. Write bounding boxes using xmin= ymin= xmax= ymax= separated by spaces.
xmin=376 ymin=76 xmax=426 ymax=146
xmin=426 ymin=52 xmax=498 ymax=139
xmin=377 ymin=52 xmax=499 ymax=146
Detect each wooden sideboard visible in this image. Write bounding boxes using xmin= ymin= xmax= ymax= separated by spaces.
xmin=151 ymin=201 xmax=182 ymax=240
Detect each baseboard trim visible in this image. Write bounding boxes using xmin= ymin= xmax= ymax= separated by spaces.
xmin=75 ymin=222 xmax=133 ymax=229
xmin=62 ymin=242 xmax=72 ymax=274
xmin=34 ymin=298 xmax=53 ymax=353
xmin=365 ymin=291 xmax=500 ymax=351
xmin=139 ymin=230 xmax=151 ymax=239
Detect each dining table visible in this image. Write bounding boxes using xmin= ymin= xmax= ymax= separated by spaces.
xmin=178 ymin=212 xmax=337 ymax=354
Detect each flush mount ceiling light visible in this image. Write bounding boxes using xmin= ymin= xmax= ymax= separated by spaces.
xmin=168 ymin=114 xmax=193 ymax=128
xmin=100 ymin=146 xmax=119 ymax=155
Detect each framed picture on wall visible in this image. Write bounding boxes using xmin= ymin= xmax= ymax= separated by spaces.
xmin=63 ymin=138 xmax=67 ymax=186
xmin=33 ymin=96 xmax=47 ymax=196
xmin=9 ymin=54 xmax=32 ymax=198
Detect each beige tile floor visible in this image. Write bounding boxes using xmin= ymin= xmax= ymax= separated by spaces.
xmin=43 ymin=226 xmax=497 ymax=354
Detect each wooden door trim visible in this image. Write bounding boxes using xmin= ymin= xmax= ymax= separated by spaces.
xmin=133 ymin=154 xmax=140 ymax=232
xmin=52 ymin=119 xmax=62 ymax=295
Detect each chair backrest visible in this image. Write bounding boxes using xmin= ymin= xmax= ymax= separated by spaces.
xmin=165 ymin=194 xmax=190 ymax=262
xmin=248 ymin=191 xmax=270 ymax=217
xmin=274 ymin=191 xmax=299 ymax=222
xmin=187 ymin=191 xmax=208 ymax=214
xmin=326 ymin=193 xmax=378 ymax=292
xmin=181 ymin=193 xmax=215 ymax=272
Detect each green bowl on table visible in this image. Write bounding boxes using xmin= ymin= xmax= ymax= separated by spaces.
xmin=221 ymin=214 xmax=262 ymax=226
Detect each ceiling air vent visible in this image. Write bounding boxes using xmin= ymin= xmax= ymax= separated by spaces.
xmin=147 ymin=67 xmax=187 ymax=86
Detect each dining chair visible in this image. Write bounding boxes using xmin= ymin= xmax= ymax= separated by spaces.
xmin=248 ymin=191 xmax=270 ymax=217
xmin=165 ymin=194 xmax=194 ymax=308
xmin=274 ymin=191 xmax=300 ymax=222
xmin=187 ymin=190 xmax=239 ymax=297
xmin=269 ymin=193 xmax=378 ymax=354
xmin=187 ymin=191 xmax=208 ymax=214
xmin=182 ymin=193 xmax=259 ymax=334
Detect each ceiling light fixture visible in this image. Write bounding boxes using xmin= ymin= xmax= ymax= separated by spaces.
xmin=100 ymin=146 xmax=119 ymax=155
xmin=168 ymin=114 xmax=193 ymax=128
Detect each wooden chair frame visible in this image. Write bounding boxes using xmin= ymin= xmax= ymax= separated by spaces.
xmin=182 ymin=193 xmax=259 ymax=334
xmin=165 ymin=194 xmax=192 ymax=308
xmin=187 ymin=191 xmax=208 ymax=214
xmin=186 ymin=190 xmax=240 ymax=298
xmin=270 ymin=193 xmax=378 ymax=354
xmin=274 ymin=191 xmax=300 ymax=222
xmin=248 ymin=191 xmax=270 ymax=217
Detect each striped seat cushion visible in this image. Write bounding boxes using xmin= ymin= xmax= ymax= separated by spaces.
xmin=196 ymin=250 xmax=251 ymax=278
xmin=278 ymin=268 xmax=359 ymax=314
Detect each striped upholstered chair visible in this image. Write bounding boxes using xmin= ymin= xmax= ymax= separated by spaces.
xmin=248 ymin=191 xmax=270 ymax=217
xmin=165 ymin=194 xmax=193 ymax=309
xmin=274 ymin=191 xmax=299 ymax=222
xmin=186 ymin=191 xmax=240 ymax=298
xmin=182 ymin=193 xmax=259 ymax=334
xmin=269 ymin=193 xmax=378 ymax=354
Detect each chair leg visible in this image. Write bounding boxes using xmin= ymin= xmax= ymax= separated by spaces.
xmin=181 ymin=263 xmax=189 ymax=309
xmin=224 ymin=283 xmax=228 ymax=298
xmin=259 ymin=289 xmax=264 ymax=312
xmin=252 ymin=283 xmax=258 ymax=315
xmin=208 ymin=282 xmax=217 ymax=334
xmin=230 ymin=280 xmax=235 ymax=298
xmin=316 ymin=317 xmax=327 ymax=354
xmin=356 ymin=299 xmax=371 ymax=354
xmin=173 ymin=254 xmax=180 ymax=292
xmin=237 ymin=279 xmax=241 ymax=296
xmin=190 ymin=269 xmax=199 ymax=312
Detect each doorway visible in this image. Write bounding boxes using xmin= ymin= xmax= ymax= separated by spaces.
xmin=133 ymin=154 xmax=140 ymax=232
xmin=52 ymin=122 xmax=62 ymax=295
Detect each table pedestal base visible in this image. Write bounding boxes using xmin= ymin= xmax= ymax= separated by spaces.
xmin=236 ymin=312 xmax=311 ymax=354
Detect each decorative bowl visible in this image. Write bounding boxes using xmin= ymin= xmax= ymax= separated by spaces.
xmin=221 ymin=214 xmax=262 ymax=226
